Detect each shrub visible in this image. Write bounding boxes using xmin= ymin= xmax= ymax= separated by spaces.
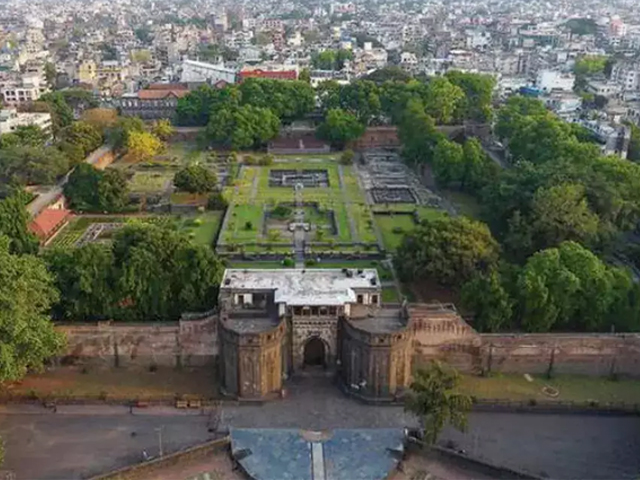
xmin=207 ymin=190 xmax=228 ymax=211
xmin=392 ymin=227 xmax=404 ymax=234
xmin=340 ymin=149 xmax=355 ymax=165
xmin=282 ymin=257 xmax=295 ymax=267
xmin=244 ymin=221 xmax=253 ymax=230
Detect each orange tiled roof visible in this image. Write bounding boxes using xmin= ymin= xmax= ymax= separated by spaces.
xmin=239 ymin=69 xmax=298 ymax=81
xmin=29 ymin=208 xmax=71 ymax=239
xmin=137 ymin=89 xmax=190 ymax=100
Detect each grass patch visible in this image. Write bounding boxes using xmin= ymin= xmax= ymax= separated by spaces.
xmin=375 ymin=207 xmax=444 ymax=251
xmin=128 ymin=171 xmax=172 ymax=193
xmin=1 ymin=366 xmax=220 ymax=401
xmin=460 ymin=374 xmax=640 ymax=405
xmin=226 ymin=261 xmax=288 ymax=269
xmin=382 ymin=287 xmax=400 ymax=303
xmin=442 ymin=189 xmax=483 ymax=219
xmin=177 ymin=212 xmax=223 ymax=247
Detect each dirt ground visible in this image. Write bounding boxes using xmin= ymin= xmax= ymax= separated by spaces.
xmin=0 ymin=366 xmax=219 ymax=401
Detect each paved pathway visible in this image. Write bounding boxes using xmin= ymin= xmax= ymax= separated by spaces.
xmin=337 ymin=165 xmax=359 ymax=242
xmin=2 ymin=374 xmax=640 ymax=480
xmin=249 ymin=168 xmax=260 ymax=202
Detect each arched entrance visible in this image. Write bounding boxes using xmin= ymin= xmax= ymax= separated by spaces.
xmin=303 ymin=337 xmax=326 ymax=367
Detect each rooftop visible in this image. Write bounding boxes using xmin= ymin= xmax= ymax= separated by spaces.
xmin=221 ymin=269 xmax=380 ymax=306
xmin=348 ymin=306 xmax=407 ymax=333
xmin=223 ymin=310 xmax=281 ymax=334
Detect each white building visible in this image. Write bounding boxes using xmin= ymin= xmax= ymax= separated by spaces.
xmin=179 ymin=59 xmax=237 ymax=85
xmin=536 ymin=69 xmax=575 ymax=93
xmin=0 ymin=108 xmax=52 ymax=136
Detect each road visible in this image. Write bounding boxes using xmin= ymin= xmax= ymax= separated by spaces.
xmin=1 ymin=375 xmax=639 ymax=479
xmin=27 ymin=145 xmax=112 ymax=217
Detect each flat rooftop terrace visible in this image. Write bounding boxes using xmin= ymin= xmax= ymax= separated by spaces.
xmin=221 ymin=269 xmax=380 ymax=306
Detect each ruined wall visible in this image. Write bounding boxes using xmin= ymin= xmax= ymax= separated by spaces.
xmin=57 ymin=313 xmax=217 ymax=368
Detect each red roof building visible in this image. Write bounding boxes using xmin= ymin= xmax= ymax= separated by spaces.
xmin=29 ymin=208 xmax=71 ymax=244
xmin=119 ymin=83 xmax=191 ymax=120
xmin=239 ymin=69 xmax=298 ymax=81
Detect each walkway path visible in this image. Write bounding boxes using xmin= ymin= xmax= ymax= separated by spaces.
xmin=27 ymin=145 xmax=113 ymax=217
xmin=337 ymin=165 xmax=359 ymax=242
xmin=249 ymin=168 xmax=260 ymax=202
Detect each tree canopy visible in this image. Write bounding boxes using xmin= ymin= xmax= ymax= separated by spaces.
xmin=316 ymin=108 xmax=365 ymax=148
xmin=174 ymin=165 xmax=218 ymax=193
xmin=404 ymin=361 xmax=472 ymax=445
xmin=203 ymin=105 xmax=280 ymax=150
xmin=0 ymin=236 xmax=64 ymax=381
xmin=47 ymin=223 xmax=225 ymax=321
xmin=64 ymin=163 xmax=128 ymax=212
xmin=395 ymin=216 xmax=500 ymax=287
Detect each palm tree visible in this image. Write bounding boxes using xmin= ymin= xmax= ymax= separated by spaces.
xmin=404 ymin=361 xmax=472 ymax=445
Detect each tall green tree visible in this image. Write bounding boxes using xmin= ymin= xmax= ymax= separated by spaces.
xmin=174 ymin=165 xmax=218 ymax=193
xmin=404 ymin=361 xmax=472 ymax=446
xmin=517 ymin=241 xmax=638 ymax=332
xmin=316 ymin=108 xmax=365 ymax=148
xmin=0 ymin=236 xmax=64 ymax=381
xmin=0 ymin=191 xmax=39 ymax=255
xmin=396 ymin=216 xmax=500 ymax=287
xmin=432 ymin=138 xmax=464 ymax=187
xmin=204 ymin=105 xmax=280 ymax=150
xmin=461 ymin=270 xmax=513 ymax=332
xmin=45 ymin=244 xmax=115 ymax=321
xmin=445 ymin=71 xmax=495 ymax=123
xmin=397 ymin=99 xmax=443 ymax=166
xmin=423 ymin=77 xmax=465 ymax=125
xmin=64 ymin=163 xmax=128 ymax=212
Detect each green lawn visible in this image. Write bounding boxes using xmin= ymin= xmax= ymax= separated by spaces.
xmin=226 ymin=261 xmax=288 ymax=269
xmin=222 ymin=204 xmax=264 ymax=243
xmin=443 ymin=189 xmax=483 ymax=219
xmin=382 ymin=287 xmax=401 ymax=303
xmin=459 ymin=373 xmax=640 ymax=404
xmin=177 ymin=212 xmax=223 ymax=247
xmin=375 ymin=208 xmax=445 ymax=251
xmin=128 ymin=171 xmax=172 ymax=193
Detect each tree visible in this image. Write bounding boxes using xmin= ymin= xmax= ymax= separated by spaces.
xmin=432 ymin=139 xmax=464 ymax=187
xmin=423 ymin=77 xmax=465 ymax=125
xmin=238 ymin=78 xmax=315 ymax=122
xmin=574 ymin=55 xmax=607 ymax=76
xmin=45 ymin=244 xmax=115 ymax=321
xmin=316 ymin=108 xmax=365 ymax=149
xmin=445 ymin=71 xmax=495 ymax=123
xmin=151 ymin=119 xmax=175 ymax=140
xmin=39 ymin=92 xmax=74 ymax=132
xmin=397 ymin=99 xmax=443 ymax=166
xmin=395 ymin=216 xmax=500 ymax=287
xmin=126 ymin=130 xmax=164 ymax=162
xmin=516 ymin=241 xmax=638 ymax=332
xmin=628 ymin=124 xmax=640 ymax=162
xmin=404 ymin=361 xmax=472 ymax=446
xmin=461 ymin=270 xmax=513 ymax=332
xmin=207 ymin=190 xmax=228 ymax=210
xmin=59 ymin=121 xmax=104 ymax=157
xmin=529 ymin=183 xmax=600 ymax=251
xmin=112 ymin=223 xmax=224 ymax=320
xmin=0 ymin=236 xmax=64 ymax=381
xmin=81 ymin=108 xmax=118 ymax=132
xmin=175 ymin=84 xmax=241 ymax=127
xmin=0 ymin=191 xmax=39 ymax=255
xmin=109 ymin=116 xmax=145 ymax=151
xmin=311 ymin=49 xmax=353 ymax=70
xmin=64 ymin=163 xmax=128 ymax=212
xmin=174 ymin=165 xmax=218 ymax=193
xmin=299 ymin=68 xmax=311 ymax=83
xmin=44 ymin=62 xmax=57 ymax=89
xmin=204 ymin=105 xmax=280 ymax=150
xmin=0 ymin=145 xmax=69 ymax=186
xmin=0 ymin=125 xmax=48 ymax=148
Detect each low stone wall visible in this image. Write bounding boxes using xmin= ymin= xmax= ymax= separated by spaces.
xmin=90 ymin=437 xmax=230 ymax=480
xmin=57 ymin=313 xmax=218 ymax=368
